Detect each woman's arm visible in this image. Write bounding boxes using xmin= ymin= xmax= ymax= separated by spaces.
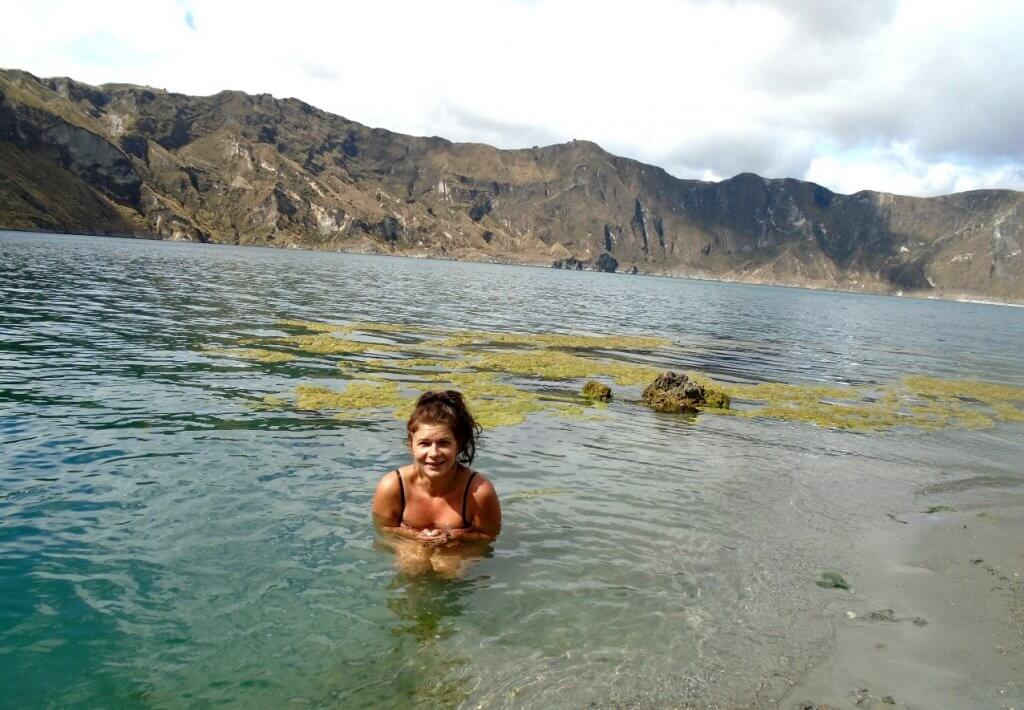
xmin=371 ymin=471 xmax=416 ymax=538
xmin=451 ymin=475 xmax=501 ymax=542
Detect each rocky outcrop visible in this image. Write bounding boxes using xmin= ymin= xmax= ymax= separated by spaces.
xmin=581 ymin=380 xmax=612 ymax=401
xmin=552 ymin=257 xmax=585 ymax=270
xmin=2 ymin=68 xmax=1023 ymax=302
xmin=642 ymin=372 xmax=730 ymax=413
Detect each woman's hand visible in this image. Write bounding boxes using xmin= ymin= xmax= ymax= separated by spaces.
xmin=414 ymin=528 xmax=455 ymax=547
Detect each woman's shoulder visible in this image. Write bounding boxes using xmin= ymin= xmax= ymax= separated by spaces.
xmin=374 ymin=467 xmax=405 ymax=496
xmin=467 ymin=469 xmax=498 ymax=499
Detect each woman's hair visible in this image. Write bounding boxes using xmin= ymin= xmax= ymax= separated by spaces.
xmin=406 ymin=390 xmax=482 ymax=464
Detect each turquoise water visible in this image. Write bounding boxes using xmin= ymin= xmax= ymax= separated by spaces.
xmin=2 ymin=231 xmax=1023 ymax=707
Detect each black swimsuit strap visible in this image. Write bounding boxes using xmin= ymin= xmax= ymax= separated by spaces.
xmin=461 ymin=471 xmax=477 ymax=528
xmin=394 ymin=469 xmax=405 ymax=524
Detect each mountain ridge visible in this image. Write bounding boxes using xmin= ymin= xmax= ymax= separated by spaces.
xmin=2 ymin=67 xmax=1022 ymax=302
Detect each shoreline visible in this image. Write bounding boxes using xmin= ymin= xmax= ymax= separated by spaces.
xmin=3 ymin=228 xmax=1022 ymax=308
xmin=782 ymin=495 xmax=1024 ymax=709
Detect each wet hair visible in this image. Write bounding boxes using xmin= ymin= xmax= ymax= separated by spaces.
xmin=406 ymin=390 xmax=482 ymax=464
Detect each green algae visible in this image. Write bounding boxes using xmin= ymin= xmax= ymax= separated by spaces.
xmin=210 ymin=319 xmax=1024 ymax=434
xmin=903 ymin=375 xmax=1024 ymax=404
xmin=364 ymin=356 xmax=462 ymax=371
xmin=477 ymin=349 xmax=660 ymax=385
xmin=702 ymin=390 xmax=731 ymax=409
xmin=277 ymin=319 xmax=341 ymax=332
xmin=581 ymin=380 xmax=612 ymax=401
xmin=205 ymin=347 xmax=296 ymax=364
xmin=296 ymin=380 xmax=406 ymax=412
xmin=505 ymin=488 xmax=568 ymax=504
xmin=990 ymin=402 xmax=1024 ymax=422
xmin=434 ymin=372 xmax=546 ymax=429
xmin=681 ymin=372 xmax=1023 ymax=431
xmin=244 ymin=394 xmax=291 ymax=411
xmin=439 ymin=330 xmax=670 ymax=351
xmin=340 ymin=321 xmax=426 ymax=335
xmin=287 ymin=334 xmax=382 ymax=355
xmin=727 ymin=381 xmax=862 ymax=403
xmin=551 ymin=402 xmax=609 ymax=421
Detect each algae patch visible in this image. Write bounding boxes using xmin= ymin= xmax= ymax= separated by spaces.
xmin=288 ymin=334 xmax=381 ymax=355
xmin=206 ymin=319 xmax=1024 ymax=434
xmin=205 ymin=347 xmax=296 ymax=364
xmin=296 ymin=380 xmax=406 ymax=412
xmin=364 ymin=356 xmax=462 ymax=371
xmin=505 ymin=488 xmax=568 ymax=504
xmin=439 ymin=330 xmax=669 ymax=351
xmin=902 ymin=375 xmax=1024 ymax=404
xmin=478 ymin=349 xmax=660 ymax=385
xmin=686 ymin=372 xmax=1023 ymax=431
xmin=277 ymin=319 xmax=342 ymax=333
xmin=430 ymin=372 xmax=547 ymax=429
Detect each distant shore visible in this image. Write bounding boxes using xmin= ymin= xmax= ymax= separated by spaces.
xmin=3 ymin=228 xmax=1024 ymax=308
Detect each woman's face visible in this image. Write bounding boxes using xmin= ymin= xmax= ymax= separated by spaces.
xmin=409 ymin=423 xmax=460 ymax=480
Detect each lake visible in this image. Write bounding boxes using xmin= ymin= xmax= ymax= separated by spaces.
xmin=2 ymin=231 xmax=1023 ymax=707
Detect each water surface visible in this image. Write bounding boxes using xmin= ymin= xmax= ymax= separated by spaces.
xmin=2 ymin=232 xmax=1023 ymax=707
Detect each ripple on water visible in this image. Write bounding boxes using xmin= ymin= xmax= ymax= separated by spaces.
xmin=1 ymin=232 xmax=1023 ymax=706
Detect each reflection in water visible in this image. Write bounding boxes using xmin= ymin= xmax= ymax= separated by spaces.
xmin=381 ymin=551 xmax=493 ymax=707
xmin=387 ymin=571 xmax=476 ymax=643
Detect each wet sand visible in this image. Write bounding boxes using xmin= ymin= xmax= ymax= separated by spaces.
xmin=782 ymin=493 xmax=1024 ymax=709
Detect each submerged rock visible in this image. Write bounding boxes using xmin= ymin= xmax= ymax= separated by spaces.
xmin=641 ymin=371 xmax=730 ymax=412
xmin=581 ymin=380 xmax=612 ymax=401
xmin=816 ymin=571 xmax=851 ymax=590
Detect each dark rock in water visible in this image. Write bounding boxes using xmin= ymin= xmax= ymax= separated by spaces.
xmin=596 ymin=252 xmax=618 ymax=272
xmin=628 ymin=265 xmax=639 ymax=275
xmin=912 ymin=616 xmax=928 ymax=627
xmin=643 ymin=372 xmax=702 ymax=412
xmin=816 ymin=571 xmax=851 ymax=589
xmin=581 ymin=380 xmax=612 ymax=401
xmin=869 ymin=608 xmax=897 ymax=622
xmin=552 ymin=257 xmax=585 ymax=270
xmin=641 ymin=371 xmax=730 ymax=413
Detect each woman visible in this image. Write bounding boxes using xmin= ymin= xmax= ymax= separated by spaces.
xmin=372 ymin=390 xmax=501 ymax=575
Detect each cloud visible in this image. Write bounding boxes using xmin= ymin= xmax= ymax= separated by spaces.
xmin=300 ymin=62 xmax=340 ymax=82
xmin=0 ymin=0 xmax=1021 ymax=196
xmin=433 ymin=102 xmax=562 ymax=148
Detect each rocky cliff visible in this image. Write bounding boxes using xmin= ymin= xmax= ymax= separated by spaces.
xmin=2 ymin=68 xmax=1022 ymax=301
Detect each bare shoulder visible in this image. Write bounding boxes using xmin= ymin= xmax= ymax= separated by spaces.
xmin=469 ymin=471 xmax=500 ymax=510
xmin=466 ymin=470 xmax=501 ymax=537
xmin=372 ymin=468 xmax=403 ymax=521
xmin=374 ymin=468 xmax=402 ymax=495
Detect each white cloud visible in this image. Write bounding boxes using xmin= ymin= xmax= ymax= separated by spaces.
xmin=1 ymin=0 xmax=1022 ymax=197
xmin=807 ymin=144 xmax=1024 ymax=196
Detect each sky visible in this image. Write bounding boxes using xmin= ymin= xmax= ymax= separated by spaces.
xmin=2 ymin=0 xmax=1022 ymax=197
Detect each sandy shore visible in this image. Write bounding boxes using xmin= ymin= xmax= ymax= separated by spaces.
xmin=781 ymin=492 xmax=1024 ymax=709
